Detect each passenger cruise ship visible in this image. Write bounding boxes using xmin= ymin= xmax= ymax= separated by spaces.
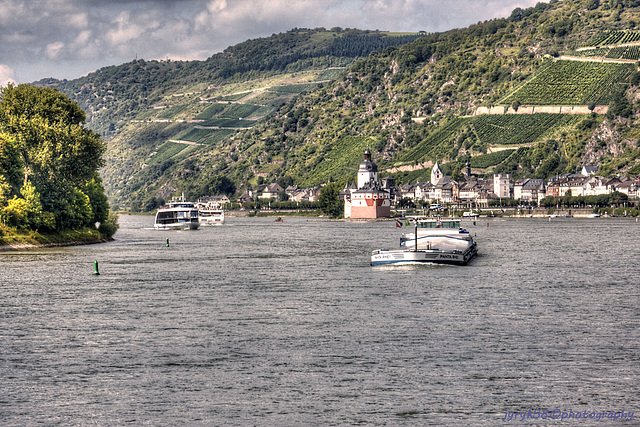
xmin=197 ymin=201 xmax=225 ymax=226
xmin=154 ymin=195 xmax=199 ymax=230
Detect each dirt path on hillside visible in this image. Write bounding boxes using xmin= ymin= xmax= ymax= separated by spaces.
xmin=559 ymin=55 xmax=639 ymax=66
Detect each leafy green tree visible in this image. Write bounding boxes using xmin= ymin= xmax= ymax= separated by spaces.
xmin=84 ymin=176 xmax=110 ymax=224
xmin=3 ymin=196 xmax=29 ymax=229
xmin=0 ymin=84 xmax=112 ymax=234
xmin=278 ymin=190 xmax=289 ymax=201
xmin=276 ymin=175 xmax=294 ymax=189
xmin=608 ymin=89 xmax=632 ymax=118
xmin=318 ymin=182 xmax=344 ymax=218
xmin=208 ymin=175 xmax=236 ymax=195
xmin=0 ymin=131 xmax=22 ymax=200
xmin=2 ymin=181 xmax=55 ymax=231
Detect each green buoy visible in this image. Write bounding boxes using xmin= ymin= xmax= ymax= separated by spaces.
xmin=94 ymin=260 xmax=100 ymax=275
xmin=166 ymin=238 xmax=170 ymax=247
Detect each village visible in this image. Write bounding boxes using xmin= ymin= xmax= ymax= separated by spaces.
xmin=202 ymin=150 xmax=640 ymax=218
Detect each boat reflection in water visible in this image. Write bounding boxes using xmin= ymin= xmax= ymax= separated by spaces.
xmin=154 ymin=195 xmax=199 ymax=230
xmin=371 ymin=217 xmax=477 ymax=266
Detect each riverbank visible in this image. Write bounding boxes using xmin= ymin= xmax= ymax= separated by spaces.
xmin=0 ymin=227 xmax=113 ymax=252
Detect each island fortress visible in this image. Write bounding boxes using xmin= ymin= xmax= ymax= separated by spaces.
xmin=341 ymin=149 xmax=392 ymax=219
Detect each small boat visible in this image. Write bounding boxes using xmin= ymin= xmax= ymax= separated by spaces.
xmin=371 ymin=217 xmax=477 ymax=266
xmin=587 ymin=212 xmax=601 ymax=218
xmin=197 ymin=200 xmax=225 ymax=226
xmin=154 ymin=195 xmax=199 ymax=230
xmin=462 ymin=211 xmax=479 ymax=218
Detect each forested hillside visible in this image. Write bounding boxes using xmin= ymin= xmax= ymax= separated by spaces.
xmin=40 ymin=0 xmax=640 ymax=210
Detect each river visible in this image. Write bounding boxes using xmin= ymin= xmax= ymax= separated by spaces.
xmin=1 ymin=215 xmax=638 ymax=425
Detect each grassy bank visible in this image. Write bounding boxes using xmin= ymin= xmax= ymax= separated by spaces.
xmin=0 ymin=225 xmax=112 ymax=251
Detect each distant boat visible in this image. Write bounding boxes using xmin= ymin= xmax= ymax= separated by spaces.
xmin=462 ymin=211 xmax=479 ymax=218
xmin=587 ymin=212 xmax=601 ymax=218
xmin=154 ymin=195 xmax=199 ymax=230
xmin=371 ymin=217 xmax=477 ymax=266
xmin=197 ymin=201 xmax=225 ymax=226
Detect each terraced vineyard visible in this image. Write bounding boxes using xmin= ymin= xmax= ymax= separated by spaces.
xmin=586 ymin=30 xmax=640 ymax=47
xmin=397 ymin=113 xmax=586 ymax=174
xmin=298 ymin=135 xmax=378 ymax=186
xmin=469 ymin=149 xmax=517 ymax=169
xmin=270 ymin=82 xmax=324 ymax=94
xmin=146 ymin=142 xmax=191 ymax=166
xmin=400 ymin=118 xmax=465 ymax=162
xmin=199 ymin=118 xmax=253 ymax=128
xmin=200 ymin=129 xmax=238 ymax=145
xmin=155 ymin=105 xmax=189 ymax=119
xmin=195 ymin=104 xmax=226 ymax=119
xmin=570 ymin=45 xmax=640 ymax=60
xmin=169 ymin=126 xmax=239 ymax=145
xmin=470 ymin=114 xmax=583 ymax=145
xmin=218 ymin=103 xmax=262 ymax=118
xmin=500 ymin=60 xmax=635 ymax=105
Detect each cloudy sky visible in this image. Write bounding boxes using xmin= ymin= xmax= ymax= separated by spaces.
xmin=0 ymin=0 xmax=539 ymax=86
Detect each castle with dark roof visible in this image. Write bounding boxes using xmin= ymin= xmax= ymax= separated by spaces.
xmin=340 ymin=149 xmax=391 ymax=219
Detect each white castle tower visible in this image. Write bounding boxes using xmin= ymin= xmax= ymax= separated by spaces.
xmin=357 ymin=149 xmax=378 ymax=189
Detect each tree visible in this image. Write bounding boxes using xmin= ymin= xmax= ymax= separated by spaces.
xmin=0 ymin=85 xmax=105 ymax=184
xmin=0 ymin=84 xmax=113 ymax=234
xmin=276 ymin=175 xmax=294 ymax=189
xmin=0 ymin=131 xmax=22 ymax=200
xmin=278 ymin=190 xmax=289 ymax=202
xmin=208 ymin=175 xmax=236 ymax=195
xmin=2 ymin=181 xmax=55 ymax=231
xmin=84 ymin=176 xmax=110 ymax=224
xmin=587 ymin=0 xmax=600 ymax=10
xmin=608 ymin=89 xmax=632 ymax=118
xmin=318 ymin=182 xmax=344 ymax=218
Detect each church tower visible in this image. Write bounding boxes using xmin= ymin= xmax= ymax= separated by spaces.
xmin=431 ymin=161 xmax=444 ymax=185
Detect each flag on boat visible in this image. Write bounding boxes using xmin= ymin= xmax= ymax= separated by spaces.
xmin=395 ymin=219 xmax=402 ymax=228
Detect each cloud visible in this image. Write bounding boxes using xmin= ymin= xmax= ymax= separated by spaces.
xmin=0 ymin=64 xmax=16 ymax=87
xmin=0 ymin=0 xmax=539 ymax=83
xmin=106 ymin=11 xmax=145 ymax=45
xmin=46 ymin=42 xmax=66 ymax=60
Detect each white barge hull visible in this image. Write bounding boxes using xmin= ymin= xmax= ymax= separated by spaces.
xmin=371 ymin=244 xmax=477 ymax=266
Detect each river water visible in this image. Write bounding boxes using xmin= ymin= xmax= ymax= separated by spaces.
xmin=1 ymin=215 xmax=638 ymax=425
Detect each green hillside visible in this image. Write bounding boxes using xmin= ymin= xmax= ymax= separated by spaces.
xmin=39 ymin=0 xmax=640 ymax=210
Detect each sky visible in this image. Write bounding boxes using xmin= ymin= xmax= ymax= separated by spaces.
xmin=0 ymin=0 xmax=540 ymax=86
